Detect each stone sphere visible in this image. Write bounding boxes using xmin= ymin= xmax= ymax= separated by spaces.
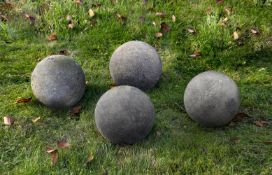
xmin=109 ymin=41 xmax=162 ymax=90
xmin=95 ymin=86 xmax=155 ymax=144
xmin=31 ymin=55 xmax=85 ymax=109
xmin=184 ymin=71 xmax=240 ymax=127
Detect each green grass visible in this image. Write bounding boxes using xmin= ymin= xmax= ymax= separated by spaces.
xmin=0 ymin=0 xmax=272 ymax=174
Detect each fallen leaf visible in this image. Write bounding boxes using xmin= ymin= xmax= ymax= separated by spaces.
xmin=75 ymin=0 xmax=82 ymax=5
xmin=216 ymin=0 xmax=224 ymax=4
xmin=68 ymin=23 xmax=75 ymax=29
xmin=254 ymin=120 xmax=269 ymax=127
xmin=16 ymin=97 xmax=32 ymax=103
xmin=66 ymin=15 xmax=72 ymax=22
xmin=172 ymin=15 xmax=176 ymax=22
xmin=32 ymin=117 xmax=41 ymax=123
xmin=47 ymin=147 xmax=58 ymax=165
xmin=3 ymin=116 xmax=14 ymax=126
xmin=223 ymin=17 xmax=229 ymax=23
xmin=116 ymin=13 xmax=127 ymax=23
xmin=230 ymin=137 xmax=240 ymax=143
xmin=233 ymin=31 xmax=239 ymax=40
xmin=263 ymin=141 xmax=272 ymax=145
xmin=190 ymin=50 xmax=201 ymax=58
xmin=155 ymin=32 xmax=163 ymax=38
xmin=160 ymin=22 xmax=170 ymax=33
xmin=187 ymin=28 xmax=196 ymax=34
xmin=70 ymin=106 xmax=81 ymax=115
xmin=232 ymin=112 xmax=249 ymax=122
xmin=224 ymin=7 xmax=231 ymax=16
xmin=48 ymin=33 xmax=57 ymax=41
xmin=155 ymin=12 xmax=166 ymax=17
xmin=85 ymin=154 xmax=94 ymax=165
xmin=251 ymin=28 xmax=259 ymax=35
xmin=88 ymin=9 xmax=95 ymax=17
xmin=57 ymin=139 xmax=71 ymax=149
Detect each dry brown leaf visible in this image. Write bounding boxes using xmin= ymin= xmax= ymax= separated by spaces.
xmin=233 ymin=31 xmax=239 ymax=40
xmin=216 ymin=0 xmax=224 ymax=4
xmin=160 ymin=22 xmax=170 ymax=33
xmin=68 ymin=23 xmax=75 ymax=29
xmin=230 ymin=137 xmax=240 ymax=143
xmin=88 ymin=9 xmax=95 ymax=17
xmin=187 ymin=28 xmax=196 ymax=34
xmin=16 ymin=97 xmax=32 ymax=103
xmin=155 ymin=12 xmax=166 ymax=17
xmin=3 ymin=116 xmax=14 ymax=126
xmin=57 ymin=139 xmax=71 ymax=149
xmin=48 ymin=33 xmax=57 ymax=41
xmin=224 ymin=7 xmax=231 ymax=16
xmin=116 ymin=13 xmax=127 ymax=23
xmin=263 ymin=141 xmax=272 ymax=145
xmin=70 ymin=106 xmax=81 ymax=115
xmin=85 ymin=154 xmax=94 ymax=165
xmin=172 ymin=15 xmax=176 ymax=22
xmin=32 ymin=117 xmax=41 ymax=123
xmin=66 ymin=15 xmax=72 ymax=22
xmin=254 ymin=120 xmax=269 ymax=127
xmin=75 ymin=0 xmax=82 ymax=5
xmin=155 ymin=32 xmax=163 ymax=38
xmin=190 ymin=50 xmax=201 ymax=58
xmin=232 ymin=112 xmax=249 ymax=122
xmin=46 ymin=147 xmax=58 ymax=165
xmin=251 ymin=28 xmax=259 ymax=35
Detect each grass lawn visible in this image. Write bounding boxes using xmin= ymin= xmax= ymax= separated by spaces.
xmin=1 ymin=0 xmax=272 ymax=174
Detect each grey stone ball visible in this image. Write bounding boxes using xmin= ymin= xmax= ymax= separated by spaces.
xmin=31 ymin=55 xmax=85 ymax=109
xmin=95 ymin=86 xmax=155 ymax=144
xmin=109 ymin=41 xmax=162 ymax=91
xmin=184 ymin=71 xmax=240 ymax=127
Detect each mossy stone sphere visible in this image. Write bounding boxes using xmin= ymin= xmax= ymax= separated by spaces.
xmin=31 ymin=55 xmax=85 ymax=109
xmin=95 ymin=86 xmax=155 ymax=144
xmin=109 ymin=41 xmax=162 ymax=90
xmin=184 ymin=71 xmax=240 ymax=127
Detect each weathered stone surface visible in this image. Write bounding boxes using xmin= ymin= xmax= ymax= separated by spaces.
xmin=31 ymin=55 xmax=85 ymax=109
xmin=95 ymin=86 xmax=155 ymax=144
xmin=109 ymin=41 xmax=162 ymax=90
xmin=184 ymin=71 xmax=240 ymax=127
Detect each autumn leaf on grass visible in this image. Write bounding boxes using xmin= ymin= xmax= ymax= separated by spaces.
xmin=216 ymin=0 xmax=224 ymax=4
xmin=57 ymin=139 xmax=71 ymax=149
xmin=224 ymin=7 xmax=231 ymax=16
xmin=254 ymin=120 xmax=269 ymax=127
xmin=233 ymin=31 xmax=239 ymax=41
xmin=116 ymin=13 xmax=127 ymax=23
xmin=190 ymin=50 xmax=201 ymax=58
xmin=160 ymin=22 xmax=170 ymax=33
xmin=46 ymin=147 xmax=58 ymax=165
xmin=32 ymin=117 xmax=41 ymax=123
xmin=70 ymin=106 xmax=81 ymax=115
xmin=48 ymin=33 xmax=57 ymax=41
xmin=85 ymin=154 xmax=94 ymax=166
xmin=75 ymin=0 xmax=82 ymax=5
xmin=155 ymin=32 xmax=163 ymax=38
xmin=88 ymin=9 xmax=95 ymax=18
xmin=187 ymin=28 xmax=196 ymax=34
xmin=16 ymin=97 xmax=32 ymax=103
xmin=251 ymin=28 xmax=260 ymax=35
xmin=155 ymin=12 xmax=166 ymax=18
xmin=3 ymin=116 xmax=14 ymax=126
xmin=232 ymin=112 xmax=249 ymax=123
